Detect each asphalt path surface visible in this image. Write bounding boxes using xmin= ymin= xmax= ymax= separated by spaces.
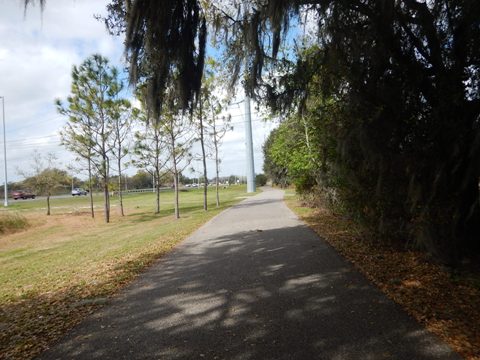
xmin=38 ymin=187 xmax=460 ymax=360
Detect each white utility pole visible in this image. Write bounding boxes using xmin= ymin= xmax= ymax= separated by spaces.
xmin=0 ymin=96 xmax=8 ymax=207
xmin=244 ymin=93 xmax=256 ymax=193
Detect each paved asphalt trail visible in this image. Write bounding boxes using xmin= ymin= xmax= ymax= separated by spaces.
xmin=38 ymin=188 xmax=460 ymax=360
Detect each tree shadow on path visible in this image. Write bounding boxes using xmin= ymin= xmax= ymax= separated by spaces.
xmin=38 ymin=224 xmax=460 ymax=360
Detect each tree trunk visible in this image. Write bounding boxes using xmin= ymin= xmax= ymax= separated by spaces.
xmin=101 ymin=142 xmax=110 ymax=223
xmin=100 ymin=114 xmax=110 ymax=223
xmin=46 ymin=195 xmax=51 ymax=216
xmin=170 ymin=129 xmax=180 ymax=219
xmin=104 ymin=180 xmax=110 ymax=223
xmin=103 ymin=157 xmax=110 ymax=223
xmin=118 ymin=158 xmax=124 ymax=216
xmin=173 ymin=170 xmax=179 ymax=219
xmin=215 ymin=142 xmax=220 ymax=207
xmin=155 ymin=130 xmax=161 ymax=214
xmin=88 ymin=158 xmax=94 ymax=218
xmin=199 ymin=94 xmax=208 ymax=211
xmin=155 ymin=169 xmax=160 ymax=214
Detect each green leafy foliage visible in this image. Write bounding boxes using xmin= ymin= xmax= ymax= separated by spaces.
xmin=132 ymin=95 xmax=168 ymax=214
xmin=255 ymin=174 xmax=267 ymax=187
xmin=19 ymin=152 xmax=70 ymax=216
xmin=198 ymin=58 xmax=233 ymax=207
xmin=262 ymin=1 xmax=480 ymax=264
xmin=57 ymin=54 xmax=131 ymax=223
xmin=104 ymin=0 xmax=207 ymax=116
xmin=264 ymin=121 xmax=313 ymax=192
xmin=26 ymin=0 xmax=480 ymax=263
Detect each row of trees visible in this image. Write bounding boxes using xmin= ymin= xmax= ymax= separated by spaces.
xmin=259 ymin=2 xmax=480 ymax=265
xmin=56 ymin=54 xmax=233 ymax=222
xmin=8 ymin=166 xmax=248 ymax=217
xmin=27 ymin=1 xmax=479 ymax=264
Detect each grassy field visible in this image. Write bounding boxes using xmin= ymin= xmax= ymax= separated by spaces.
xmin=0 ymin=185 xmax=254 ymax=359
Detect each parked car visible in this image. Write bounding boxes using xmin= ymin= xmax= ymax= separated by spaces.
xmin=11 ymin=190 xmax=36 ymax=200
xmin=71 ymin=188 xmax=88 ymax=196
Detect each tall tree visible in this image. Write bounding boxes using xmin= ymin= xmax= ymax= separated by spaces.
xmin=163 ymin=110 xmax=195 ymax=219
xmin=209 ymin=113 xmax=232 ymax=207
xmin=196 ymin=57 xmax=232 ymax=207
xmin=193 ymin=59 xmax=218 ymax=211
xmin=29 ymin=0 xmax=480 ymax=262
xmin=57 ymin=54 xmax=126 ymax=223
xmin=110 ymin=99 xmax=134 ymax=216
xmin=257 ymin=1 xmax=480 ymax=263
xmin=132 ymin=107 xmax=169 ymax=214
xmin=57 ymin=98 xmax=97 ymax=218
xmin=196 ymin=90 xmax=208 ymax=211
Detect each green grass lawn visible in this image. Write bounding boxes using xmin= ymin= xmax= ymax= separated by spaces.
xmin=4 ymin=189 xmax=174 ymax=213
xmin=0 ymin=185 xmax=255 ymax=359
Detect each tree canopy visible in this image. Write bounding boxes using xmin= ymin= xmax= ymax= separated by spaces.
xmin=56 ymin=54 xmax=130 ymax=223
xmin=103 ymin=0 xmax=207 ymax=118
xmin=26 ymin=0 xmax=480 ymax=263
xmin=261 ymin=1 xmax=480 ymax=264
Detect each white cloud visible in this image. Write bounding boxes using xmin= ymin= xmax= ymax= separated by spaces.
xmin=0 ymin=0 xmax=123 ymax=182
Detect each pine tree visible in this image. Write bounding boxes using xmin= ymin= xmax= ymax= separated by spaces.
xmin=57 ymin=54 xmax=128 ymax=223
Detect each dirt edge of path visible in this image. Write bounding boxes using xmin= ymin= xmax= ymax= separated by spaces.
xmin=284 ymin=194 xmax=480 ymax=360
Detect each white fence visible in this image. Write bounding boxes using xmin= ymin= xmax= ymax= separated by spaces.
xmin=112 ymin=187 xmax=171 ymax=195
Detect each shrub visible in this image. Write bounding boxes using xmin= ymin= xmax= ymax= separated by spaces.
xmin=256 ymin=174 xmax=268 ymax=186
xmin=0 ymin=213 xmax=29 ymax=234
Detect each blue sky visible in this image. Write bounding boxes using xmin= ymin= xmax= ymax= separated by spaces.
xmin=0 ymin=0 xmax=277 ymax=182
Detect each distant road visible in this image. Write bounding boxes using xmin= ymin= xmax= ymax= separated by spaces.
xmin=7 ymin=188 xmax=168 ymax=202
xmin=7 ymin=193 xmax=85 ymax=201
xmin=6 ymin=186 xmax=224 ymax=203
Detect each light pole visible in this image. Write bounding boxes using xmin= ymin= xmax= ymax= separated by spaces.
xmin=0 ymin=96 xmax=8 ymax=207
xmin=229 ymin=98 xmax=256 ymax=193
xmin=243 ymin=93 xmax=256 ymax=193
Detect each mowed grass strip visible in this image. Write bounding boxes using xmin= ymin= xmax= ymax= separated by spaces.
xmin=0 ymin=186 xmax=253 ymax=360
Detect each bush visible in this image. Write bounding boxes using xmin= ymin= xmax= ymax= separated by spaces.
xmin=293 ymin=173 xmax=317 ymax=194
xmin=0 ymin=213 xmax=29 ymax=234
xmin=256 ymin=174 xmax=268 ymax=186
